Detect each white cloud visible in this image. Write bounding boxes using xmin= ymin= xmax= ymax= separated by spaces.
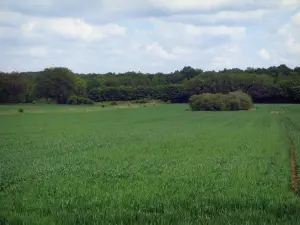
xmin=185 ymin=24 xmax=246 ymax=39
xmin=292 ymin=12 xmax=300 ymax=25
xmin=285 ymin=36 xmax=300 ymax=55
xmin=258 ymin=49 xmax=270 ymax=60
xmin=145 ymin=42 xmax=177 ymax=60
xmin=0 ymin=10 xmax=126 ymax=42
xmin=149 ymin=0 xmax=300 ymax=12
xmin=171 ymin=46 xmax=191 ymax=55
xmin=278 ymin=12 xmax=300 ymax=55
xmin=150 ymin=19 xmax=246 ymax=41
xmin=0 ymin=10 xmax=24 ymax=25
xmin=280 ymin=0 xmax=300 ymax=9
xmin=166 ymin=9 xmax=268 ymax=24
xmin=20 ymin=17 xmax=126 ymax=41
xmin=27 ymin=47 xmax=48 ymax=58
xmin=105 ymin=49 xmax=124 ymax=55
xmin=7 ymin=46 xmax=47 ymax=58
xmin=0 ymin=1 xmax=299 ymax=73
xmin=150 ymin=0 xmax=245 ymax=11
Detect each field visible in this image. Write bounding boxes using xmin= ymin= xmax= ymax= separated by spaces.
xmin=1 ymin=103 xmax=300 ymax=224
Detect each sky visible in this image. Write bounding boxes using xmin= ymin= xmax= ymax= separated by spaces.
xmin=0 ymin=0 xmax=299 ymax=73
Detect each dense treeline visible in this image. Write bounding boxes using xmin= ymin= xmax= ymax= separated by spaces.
xmin=0 ymin=65 xmax=300 ymax=104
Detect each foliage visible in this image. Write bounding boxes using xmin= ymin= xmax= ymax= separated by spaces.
xmin=67 ymin=95 xmax=78 ymax=105
xmin=0 ymin=73 xmax=29 ymax=103
xmin=110 ymin=101 xmax=118 ymax=106
xmin=32 ymin=98 xmax=54 ymax=104
xmin=36 ymin=67 xmax=76 ymax=104
xmin=1 ymin=64 xmax=300 ymax=104
xmin=75 ymin=76 xmax=87 ymax=97
xmin=67 ymin=95 xmax=94 ymax=105
xmin=133 ymin=99 xmax=151 ymax=104
xmin=17 ymin=107 xmax=24 ymax=113
xmin=1 ymin=104 xmax=300 ymax=224
xmin=189 ymin=91 xmax=253 ymax=111
xmin=88 ymin=85 xmax=187 ymax=103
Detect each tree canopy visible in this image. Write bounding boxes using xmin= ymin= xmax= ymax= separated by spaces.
xmin=0 ymin=64 xmax=300 ymax=104
xmin=36 ymin=67 xmax=76 ymax=104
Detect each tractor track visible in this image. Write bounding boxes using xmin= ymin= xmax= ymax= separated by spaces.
xmin=282 ymin=121 xmax=298 ymax=194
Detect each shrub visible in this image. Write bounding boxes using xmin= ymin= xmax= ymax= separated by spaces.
xmin=85 ymin=98 xmax=94 ymax=105
xmin=18 ymin=108 xmax=24 ymax=113
xmin=77 ymin=96 xmax=84 ymax=104
xmin=132 ymin=99 xmax=150 ymax=104
xmin=110 ymin=101 xmax=118 ymax=106
xmin=67 ymin=95 xmax=78 ymax=105
xmin=67 ymin=95 xmax=94 ymax=105
xmin=32 ymin=98 xmax=54 ymax=104
xmin=102 ymin=104 xmax=105 ymax=108
xmin=189 ymin=91 xmax=252 ymax=111
xmin=139 ymin=99 xmax=150 ymax=104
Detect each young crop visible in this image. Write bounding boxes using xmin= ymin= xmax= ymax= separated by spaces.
xmin=0 ymin=104 xmax=300 ymax=224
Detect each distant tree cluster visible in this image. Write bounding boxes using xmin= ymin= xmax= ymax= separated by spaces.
xmin=0 ymin=65 xmax=300 ymax=104
xmin=189 ymin=92 xmax=253 ymax=111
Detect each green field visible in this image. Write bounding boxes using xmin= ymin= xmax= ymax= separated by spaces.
xmin=1 ymin=104 xmax=300 ymax=224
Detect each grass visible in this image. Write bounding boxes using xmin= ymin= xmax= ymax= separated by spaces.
xmin=280 ymin=104 xmax=300 ymax=194
xmin=1 ymin=104 xmax=300 ymax=224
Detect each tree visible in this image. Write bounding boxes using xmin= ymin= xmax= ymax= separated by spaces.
xmin=75 ymin=76 xmax=87 ymax=97
xmin=36 ymin=67 xmax=76 ymax=104
xmin=180 ymin=66 xmax=202 ymax=79
xmin=294 ymin=67 xmax=300 ymax=73
xmin=0 ymin=73 xmax=29 ymax=103
xmin=277 ymin=64 xmax=292 ymax=76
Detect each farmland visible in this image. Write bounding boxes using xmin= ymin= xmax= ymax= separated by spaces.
xmin=1 ymin=104 xmax=300 ymax=224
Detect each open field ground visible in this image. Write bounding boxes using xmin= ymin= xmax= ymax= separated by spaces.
xmin=1 ymin=104 xmax=300 ymax=224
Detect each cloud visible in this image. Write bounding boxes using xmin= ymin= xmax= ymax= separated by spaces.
xmin=0 ymin=1 xmax=299 ymax=73
xmin=292 ymin=12 xmax=300 ymax=25
xmin=149 ymin=19 xmax=246 ymax=43
xmin=278 ymin=12 xmax=300 ymax=55
xmin=1 ymin=0 xmax=298 ymax=21
xmin=280 ymin=0 xmax=300 ymax=9
xmin=163 ymin=9 xmax=269 ymax=25
xmin=185 ymin=24 xmax=246 ymax=39
xmin=149 ymin=0 xmax=300 ymax=13
xmin=20 ymin=17 xmax=126 ymax=41
xmin=149 ymin=0 xmax=241 ymax=11
xmin=258 ymin=49 xmax=270 ymax=60
xmin=27 ymin=47 xmax=48 ymax=57
xmin=145 ymin=42 xmax=177 ymax=60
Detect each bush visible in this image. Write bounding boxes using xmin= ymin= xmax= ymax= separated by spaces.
xmin=67 ymin=95 xmax=78 ymax=105
xmin=132 ymin=99 xmax=150 ymax=104
xmin=67 ymin=95 xmax=94 ymax=105
xmin=32 ymin=98 xmax=54 ymax=104
xmin=110 ymin=101 xmax=118 ymax=106
xmin=18 ymin=108 xmax=24 ymax=113
xmin=189 ymin=91 xmax=252 ymax=111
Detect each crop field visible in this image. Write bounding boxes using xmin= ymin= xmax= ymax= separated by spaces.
xmin=1 ymin=104 xmax=300 ymax=224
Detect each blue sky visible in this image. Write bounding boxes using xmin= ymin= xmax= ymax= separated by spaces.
xmin=0 ymin=0 xmax=299 ymax=73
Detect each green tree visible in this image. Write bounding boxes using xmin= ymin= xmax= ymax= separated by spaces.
xmin=75 ymin=76 xmax=87 ymax=97
xmin=180 ymin=66 xmax=202 ymax=79
xmin=0 ymin=72 xmax=29 ymax=103
xmin=36 ymin=67 xmax=76 ymax=104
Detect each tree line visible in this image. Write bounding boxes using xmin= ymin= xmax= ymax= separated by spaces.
xmin=1 ymin=65 xmax=300 ymax=104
